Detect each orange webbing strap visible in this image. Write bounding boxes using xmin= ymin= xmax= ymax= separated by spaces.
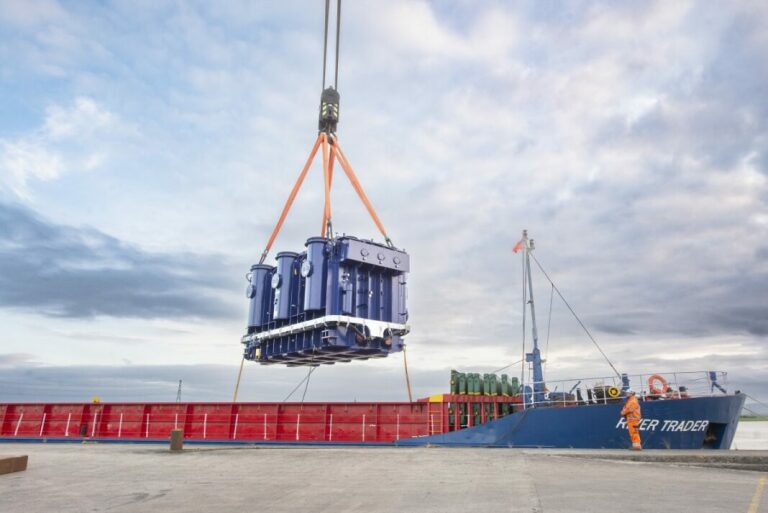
xmin=333 ymin=141 xmax=393 ymax=245
xmin=328 ymin=143 xmax=336 ymax=189
xmin=320 ymin=142 xmax=337 ymax=237
xmin=259 ymin=133 xmax=323 ymax=264
xmin=320 ymin=133 xmax=332 ymax=237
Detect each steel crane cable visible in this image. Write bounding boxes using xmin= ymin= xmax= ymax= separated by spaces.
xmin=300 ymin=368 xmax=315 ymax=403
xmin=257 ymin=0 xmax=394 ymax=261
xmin=334 ymin=0 xmax=341 ymax=89
xmin=300 ymin=352 xmax=317 ymax=403
xmin=543 ymin=283 xmax=554 ymax=373
xmin=742 ymin=404 xmax=764 ymax=417
xmin=746 ymin=393 xmax=768 ymax=411
xmin=529 ymin=253 xmax=622 ymax=380
xmin=321 ymin=0 xmax=341 ymax=90
xmin=321 ymin=0 xmax=330 ymax=89
xmin=283 ymin=365 xmax=319 ymax=402
xmin=491 ymin=358 xmax=524 ymax=374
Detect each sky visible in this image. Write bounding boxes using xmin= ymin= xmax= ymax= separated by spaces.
xmin=0 ymin=0 xmax=766 ymax=411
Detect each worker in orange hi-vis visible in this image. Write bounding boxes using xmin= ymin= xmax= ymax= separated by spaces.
xmin=620 ymin=390 xmax=642 ymax=450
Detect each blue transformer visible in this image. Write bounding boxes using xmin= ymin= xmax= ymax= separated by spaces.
xmin=242 ymin=236 xmax=410 ymax=366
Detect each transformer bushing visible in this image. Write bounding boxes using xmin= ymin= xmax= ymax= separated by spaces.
xmin=242 ymin=236 xmax=410 ymax=366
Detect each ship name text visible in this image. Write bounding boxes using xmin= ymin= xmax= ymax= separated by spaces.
xmin=615 ymin=418 xmax=710 ymax=432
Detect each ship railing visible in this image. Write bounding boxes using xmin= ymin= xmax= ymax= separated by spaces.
xmin=520 ymin=370 xmax=729 ymax=409
xmin=0 ymin=403 xmax=446 ymax=442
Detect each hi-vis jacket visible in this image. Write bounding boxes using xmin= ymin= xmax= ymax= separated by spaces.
xmin=620 ymin=395 xmax=641 ymax=423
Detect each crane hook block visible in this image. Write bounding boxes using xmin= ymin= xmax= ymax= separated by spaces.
xmin=318 ymin=87 xmax=340 ymax=134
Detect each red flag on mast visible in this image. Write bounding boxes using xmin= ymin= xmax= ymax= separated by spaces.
xmin=512 ymin=240 xmax=525 ymax=253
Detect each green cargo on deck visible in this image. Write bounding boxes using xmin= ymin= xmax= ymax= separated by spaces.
xmin=450 ymin=370 xmax=520 ymax=397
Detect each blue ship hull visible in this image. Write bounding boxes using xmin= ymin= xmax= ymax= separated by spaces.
xmin=397 ymin=394 xmax=746 ymax=449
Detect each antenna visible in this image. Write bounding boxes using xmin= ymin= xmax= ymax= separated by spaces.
xmin=176 ymin=379 xmax=183 ymax=403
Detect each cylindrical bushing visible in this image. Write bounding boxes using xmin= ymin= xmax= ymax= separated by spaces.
xmin=246 ymin=264 xmax=273 ymax=329
xmin=392 ymin=274 xmax=408 ymax=323
xmin=303 ymin=237 xmax=327 ymax=311
xmin=273 ymin=251 xmax=299 ymax=320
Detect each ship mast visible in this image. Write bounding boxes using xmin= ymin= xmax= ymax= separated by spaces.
xmin=521 ymin=230 xmax=546 ymax=405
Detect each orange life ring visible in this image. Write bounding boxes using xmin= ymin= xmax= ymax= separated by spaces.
xmin=648 ymin=374 xmax=669 ymax=395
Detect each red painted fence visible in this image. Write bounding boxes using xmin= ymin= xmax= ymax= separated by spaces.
xmin=0 ymin=395 xmax=522 ymax=444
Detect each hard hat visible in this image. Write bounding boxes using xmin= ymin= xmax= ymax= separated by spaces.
xmin=626 ymin=390 xmax=636 ymax=395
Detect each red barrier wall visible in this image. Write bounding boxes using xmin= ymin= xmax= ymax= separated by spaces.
xmin=0 ymin=396 xmax=522 ymax=444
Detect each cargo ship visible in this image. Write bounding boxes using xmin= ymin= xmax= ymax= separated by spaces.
xmin=0 ymin=231 xmax=745 ymax=449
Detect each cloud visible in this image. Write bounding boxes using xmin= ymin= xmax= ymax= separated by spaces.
xmin=0 ymin=352 xmax=39 ymax=367
xmin=0 ymin=1 xmax=765 ymax=403
xmin=43 ymin=96 xmax=114 ymax=139
xmin=0 ymin=360 xmax=447 ymax=403
xmin=0 ymin=201 xmax=237 ymax=319
xmin=0 ymin=359 xmax=765 ymax=415
xmin=0 ymin=140 xmax=63 ymax=190
xmin=0 ymin=96 xmax=123 ymax=197
xmin=0 ymin=0 xmax=68 ymax=28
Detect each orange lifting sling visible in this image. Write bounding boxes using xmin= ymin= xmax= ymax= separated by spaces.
xmin=258 ymin=132 xmax=393 ymax=264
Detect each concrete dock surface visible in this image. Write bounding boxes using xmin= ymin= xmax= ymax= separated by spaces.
xmin=1 ymin=444 xmax=766 ymax=513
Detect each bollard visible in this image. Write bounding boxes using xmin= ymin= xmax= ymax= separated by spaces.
xmin=170 ymin=429 xmax=184 ymax=452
